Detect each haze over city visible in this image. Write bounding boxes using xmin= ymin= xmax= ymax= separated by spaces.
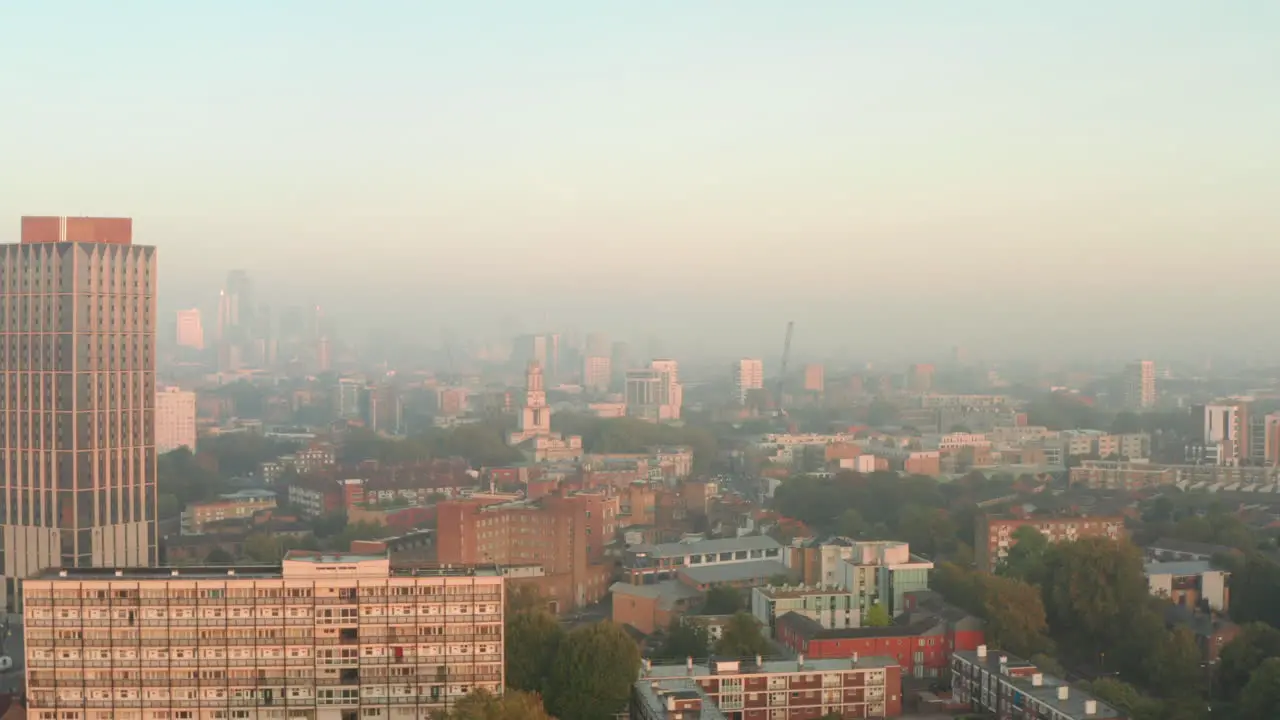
xmin=3 ymin=2 xmax=1279 ymax=359
xmin=13 ymin=4 xmax=1280 ymax=720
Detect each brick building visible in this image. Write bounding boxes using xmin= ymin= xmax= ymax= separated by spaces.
xmin=775 ymin=608 xmax=984 ymax=679
xmin=635 ymin=655 xmax=903 ymax=720
xmin=180 ymin=489 xmax=277 ymax=535
xmin=975 ymin=513 xmax=1125 ymax=573
xmin=435 ymin=492 xmax=615 ymax=613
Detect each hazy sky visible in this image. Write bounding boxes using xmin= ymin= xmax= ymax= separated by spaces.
xmin=2 ymin=2 xmax=1278 ymax=360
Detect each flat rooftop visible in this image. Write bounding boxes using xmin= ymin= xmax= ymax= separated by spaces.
xmin=645 ymin=655 xmax=899 ymax=679
xmin=34 ymin=560 xmax=503 ymax=581
xmin=953 ymin=649 xmax=1122 ymax=720
xmin=1143 ymin=560 xmax=1217 ymax=577
xmin=630 ymin=535 xmax=781 ymax=559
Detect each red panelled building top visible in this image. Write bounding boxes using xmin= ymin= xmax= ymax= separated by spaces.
xmin=21 ymin=216 xmax=133 ymax=245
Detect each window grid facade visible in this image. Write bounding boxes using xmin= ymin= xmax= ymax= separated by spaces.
xmin=2 ymin=218 xmax=159 ymax=612
xmin=23 ymin=560 xmax=503 ymax=720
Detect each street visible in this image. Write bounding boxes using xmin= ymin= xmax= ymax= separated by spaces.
xmin=0 ymin=614 xmax=23 ymax=696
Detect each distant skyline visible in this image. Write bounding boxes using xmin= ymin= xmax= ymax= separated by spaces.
xmin=3 ymin=2 xmax=1278 ymax=359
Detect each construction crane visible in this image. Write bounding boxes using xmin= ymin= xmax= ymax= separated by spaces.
xmin=774 ymin=320 xmax=794 ymax=417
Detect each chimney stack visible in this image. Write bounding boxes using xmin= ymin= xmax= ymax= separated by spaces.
xmin=1084 ymin=700 xmax=1097 ymax=715
xmin=976 ymin=644 xmax=987 ymax=658
xmin=1031 ymin=674 xmax=1043 ymax=687
xmin=1058 ymin=686 xmax=1069 ymax=701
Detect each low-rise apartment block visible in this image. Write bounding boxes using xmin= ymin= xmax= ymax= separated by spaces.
xmin=634 ymin=655 xmax=903 ymax=720
xmin=1144 ymin=560 xmax=1229 ymax=612
xmin=839 ymin=542 xmax=932 ymax=618
xmin=623 ymin=536 xmax=785 ymax=585
xmin=951 ymin=646 xmax=1123 ymax=720
xmin=1070 ymin=459 xmax=1280 ymax=490
xmin=975 ymin=514 xmax=1125 ymax=573
xmin=181 ymin=490 xmax=278 ymax=535
xmin=750 ymin=585 xmax=860 ymax=638
xmin=776 ymin=606 xmax=984 ymax=679
xmin=23 ymin=552 xmax=504 ymax=720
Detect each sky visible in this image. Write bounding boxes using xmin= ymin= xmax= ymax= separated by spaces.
xmin=2 ymin=1 xmax=1278 ymax=361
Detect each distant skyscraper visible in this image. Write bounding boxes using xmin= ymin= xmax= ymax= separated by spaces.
xmin=1124 ymin=360 xmax=1157 ymax=410
xmin=907 ymin=364 xmax=935 ymax=393
xmin=625 ymin=368 xmax=663 ymax=422
xmin=1193 ymin=403 xmax=1244 ymax=466
xmin=223 ymin=269 xmax=254 ymax=332
xmin=316 ymin=335 xmax=332 ymax=372
xmin=2 ymin=216 xmax=158 ymax=610
xmin=583 ymin=355 xmax=611 ymax=393
xmin=649 ymin=359 xmax=683 ymax=420
xmin=733 ymin=358 xmax=765 ymax=404
xmin=513 ymin=334 xmax=549 ymax=370
xmin=803 ymin=363 xmax=825 ymax=393
xmin=336 ymin=378 xmax=363 ymax=419
xmin=156 ymin=386 xmax=197 ymax=453
xmin=175 ymin=308 xmax=205 ymax=350
xmin=611 ymin=341 xmax=632 ymax=386
xmin=586 ymin=332 xmax=610 ymax=357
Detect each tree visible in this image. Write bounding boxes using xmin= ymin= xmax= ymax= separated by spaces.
xmin=715 ymin=612 xmax=771 ymax=657
xmin=835 ymin=508 xmax=867 ymax=539
xmin=447 ymin=689 xmax=553 ymax=720
xmin=1030 ymin=654 xmax=1066 ymax=678
xmin=546 ymin=622 xmax=641 ymax=720
xmin=243 ymin=533 xmax=281 ymax=562
xmin=1241 ymin=657 xmax=1280 ymax=720
xmin=158 ymin=493 xmax=181 ymax=520
xmin=657 ymin=619 xmax=710 ymax=660
xmin=1111 ymin=412 xmax=1142 ymax=435
xmin=507 ymin=584 xmax=547 ymax=615
xmin=1043 ymin=538 xmax=1149 ymax=656
xmin=702 ymin=586 xmax=744 ymax=615
xmin=931 ymin=561 xmax=983 ymax=616
xmin=1216 ymin=623 xmax=1280 ymax=701
xmin=329 ymin=520 xmax=387 ymax=551
xmin=981 ymin=575 xmax=1050 ymax=657
xmin=505 ymin=608 xmax=565 ymax=694
xmin=1081 ymin=679 xmax=1162 ymax=720
xmin=204 ymin=548 xmax=235 ymax=564
xmin=1000 ymin=526 xmax=1049 ymax=585
xmin=864 ymin=603 xmax=891 ymax=628
xmin=896 ymin=504 xmax=957 ymax=557
xmin=1145 ymin=627 xmax=1206 ymax=699
xmin=867 ymin=400 xmax=899 ymax=427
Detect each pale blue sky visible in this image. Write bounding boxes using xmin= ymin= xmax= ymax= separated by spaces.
xmin=2 ymin=2 xmax=1278 ymax=359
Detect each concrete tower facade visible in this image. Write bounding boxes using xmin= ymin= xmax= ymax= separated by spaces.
xmin=1 ymin=216 xmax=158 ymax=610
